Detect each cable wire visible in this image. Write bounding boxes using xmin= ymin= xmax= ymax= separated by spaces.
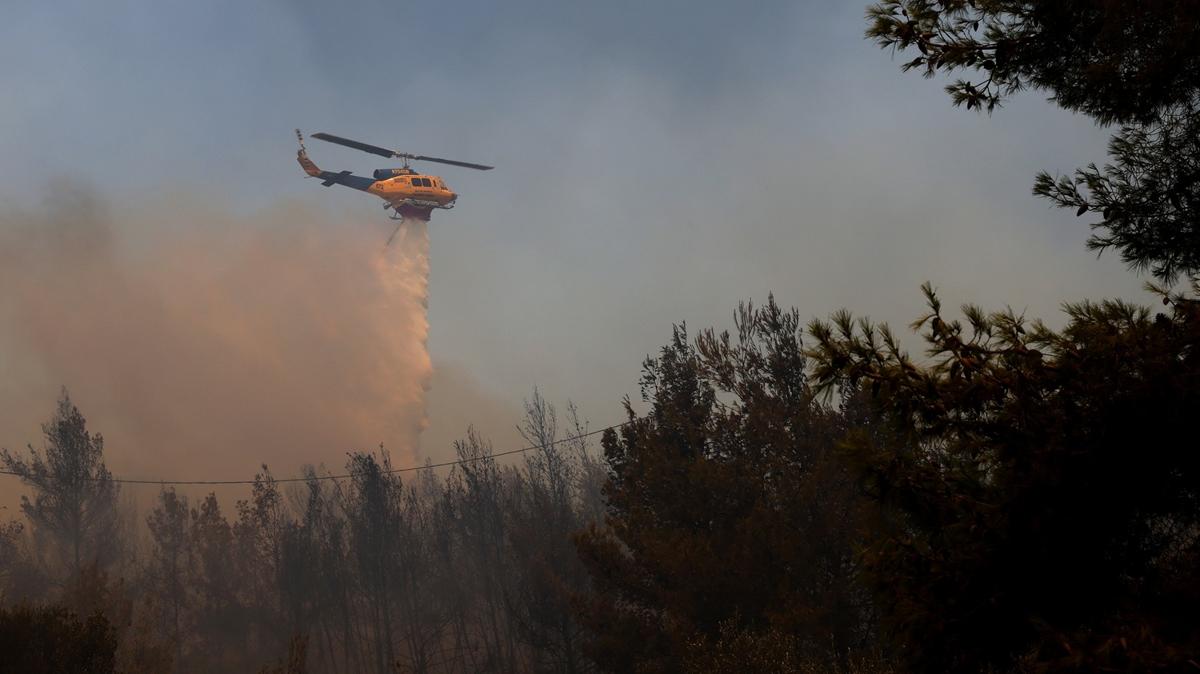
xmin=0 ymin=420 xmax=632 ymax=487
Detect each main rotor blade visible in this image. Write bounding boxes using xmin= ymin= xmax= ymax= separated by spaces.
xmin=312 ymin=132 xmax=494 ymax=170
xmin=408 ymin=155 xmax=494 ymax=171
xmin=310 ymin=132 xmax=396 ymax=159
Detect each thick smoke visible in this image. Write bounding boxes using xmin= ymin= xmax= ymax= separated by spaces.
xmin=0 ymin=188 xmax=433 ymax=482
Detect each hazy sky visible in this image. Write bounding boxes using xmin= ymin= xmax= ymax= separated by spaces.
xmin=0 ymin=1 xmax=1146 ymax=483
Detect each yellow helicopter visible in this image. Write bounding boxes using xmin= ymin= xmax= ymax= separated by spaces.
xmin=295 ymin=129 xmax=492 ymax=239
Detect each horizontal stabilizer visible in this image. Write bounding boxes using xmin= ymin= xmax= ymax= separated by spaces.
xmin=316 ymin=169 xmax=377 ymax=191
xmin=321 ymin=170 xmax=354 ymax=187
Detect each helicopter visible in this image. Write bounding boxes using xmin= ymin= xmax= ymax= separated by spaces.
xmin=295 ymin=129 xmax=492 ymax=241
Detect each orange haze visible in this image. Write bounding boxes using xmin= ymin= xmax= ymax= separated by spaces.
xmin=0 ymin=188 xmax=435 ymax=486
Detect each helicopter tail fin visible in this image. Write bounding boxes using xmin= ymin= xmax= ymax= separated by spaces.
xmin=297 ymin=147 xmax=323 ymax=178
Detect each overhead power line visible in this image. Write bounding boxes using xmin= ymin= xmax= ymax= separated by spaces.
xmin=0 ymin=420 xmax=633 ymax=487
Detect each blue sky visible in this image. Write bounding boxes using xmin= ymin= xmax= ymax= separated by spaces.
xmin=0 ymin=1 xmax=1147 ymax=471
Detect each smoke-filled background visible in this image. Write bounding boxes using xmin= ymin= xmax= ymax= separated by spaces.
xmin=0 ymin=192 xmax=437 ymax=482
xmin=0 ymin=0 xmax=1146 ymax=481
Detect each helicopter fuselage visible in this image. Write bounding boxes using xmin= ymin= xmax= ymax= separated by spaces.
xmin=366 ymin=169 xmax=457 ymax=210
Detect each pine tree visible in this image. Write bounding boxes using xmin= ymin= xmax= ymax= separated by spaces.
xmin=869 ymin=0 xmax=1200 ymax=284
xmin=806 ymin=284 xmax=1200 ymax=671
xmin=0 ymin=390 xmax=121 ymax=584
xmin=574 ymin=298 xmax=876 ymax=672
xmin=146 ymin=488 xmax=191 ymax=665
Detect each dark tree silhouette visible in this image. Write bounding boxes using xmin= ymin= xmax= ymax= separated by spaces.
xmin=507 ymin=391 xmax=595 ymax=674
xmin=187 ymin=491 xmax=248 ymax=672
xmin=0 ymin=521 xmax=22 ymax=602
xmin=1033 ymin=102 xmax=1200 ymax=284
xmin=866 ymin=0 xmax=1200 ymax=123
xmin=146 ymin=488 xmax=191 ymax=664
xmin=0 ymin=390 xmax=121 ymax=583
xmin=0 ymin=602 xmax=116 ymax=674
xmin=575 ymin=298 xmax=877 ymax=673
xmin=852 ymin=8 xmax=1200 ymax=665
xmin=807 ymin=284 xmax=1200 ymax=672
xmin=869 ymin=1 xmax=1200 ymax=285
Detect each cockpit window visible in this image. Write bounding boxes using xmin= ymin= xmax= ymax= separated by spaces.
xmin=422 ymin=178 xmax=433 ymax=187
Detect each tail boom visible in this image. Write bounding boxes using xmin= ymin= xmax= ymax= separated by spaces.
xmin=297 ymin=147 xmax=377 ymax=191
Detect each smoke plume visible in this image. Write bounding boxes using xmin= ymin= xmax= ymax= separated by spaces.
xmin=0 ymin=187 xmax=433 ymax=482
